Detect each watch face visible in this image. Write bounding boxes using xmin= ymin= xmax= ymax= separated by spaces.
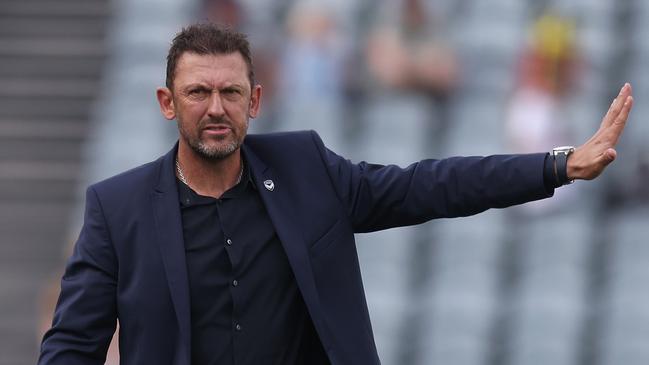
xmin=553 ymin=146 xmax=575 ymax=155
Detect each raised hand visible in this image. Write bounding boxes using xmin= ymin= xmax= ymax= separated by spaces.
xmin=567 ymin=83 xmax=634 ymax=180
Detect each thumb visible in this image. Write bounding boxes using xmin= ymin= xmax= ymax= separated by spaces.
xmin=601 ymin=148 xmax=617 ymax=166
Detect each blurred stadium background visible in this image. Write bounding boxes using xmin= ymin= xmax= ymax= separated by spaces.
xmin=1 ymin=0 xmax=649 ymax=364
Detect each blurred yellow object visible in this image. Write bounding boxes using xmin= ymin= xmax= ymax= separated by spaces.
xmin=533 ymin=13 xmax=576 ymax=61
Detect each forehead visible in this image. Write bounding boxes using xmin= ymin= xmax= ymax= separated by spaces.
xmin=174 ymin=52 xmax=249 ymax=88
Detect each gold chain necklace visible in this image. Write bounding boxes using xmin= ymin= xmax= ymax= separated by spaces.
xmin=175 ymin=157 xmax=244 ymax=186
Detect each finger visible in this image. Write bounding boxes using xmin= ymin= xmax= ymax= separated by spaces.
xmin=604 ymin=84 xmax=627 ymax=118
xmin=616 ymin=95 xmax=634 ymax=126
xmin=604 ymin=87 xmax=623 ymax=120
xmin=601 ymin=97 xmax=617 ymax=128
xmin=604 ymin=148 xmax=617 ymax=163
xmin=602 ymin=83 xmax=632 ymax=129
xmin=589 ymin=148 xmax=617 ymax=179
xmin=607 ymin=95 xmax=633 ymax=146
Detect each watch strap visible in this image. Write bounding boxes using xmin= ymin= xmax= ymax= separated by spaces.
xmin=554 ymin=151 xmax=569 ymax=185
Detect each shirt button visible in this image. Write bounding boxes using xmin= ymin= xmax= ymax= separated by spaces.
xmin=235 ymin=323 xmax=242 ymax=331
xmin=226 ymin=238 xmax=232 ymax=246
xmin=232 ymin=279 xmax=238 ymax=287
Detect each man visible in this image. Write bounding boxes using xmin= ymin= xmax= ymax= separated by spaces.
xmin=38 ymin=23 xmax=633 ymax=365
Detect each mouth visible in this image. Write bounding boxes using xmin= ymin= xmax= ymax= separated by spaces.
xmin=201 ymin=124 xmax=232 ymax=137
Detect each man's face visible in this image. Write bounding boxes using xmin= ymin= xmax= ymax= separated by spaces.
xmin=160 ymin=52 xmax=261 ymax=160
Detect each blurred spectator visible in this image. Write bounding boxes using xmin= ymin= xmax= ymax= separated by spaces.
xmin=507 ymin=12 xmax=579 ymax=152
xmin=273 ymin=2 xmax=349 ymax=152
xmin=506 ymin=11 xmax=581 ymax=213
xmin=359 ymin=0 xmax=459 ymax=154
xmin=365 ymin=0 xmax=459 ymax=94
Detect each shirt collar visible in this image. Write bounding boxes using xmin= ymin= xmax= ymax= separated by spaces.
xmin=177 ymin=153 xmax=255 ymax=207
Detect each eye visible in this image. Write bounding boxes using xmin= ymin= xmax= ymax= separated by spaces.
xmin=221 ymin=88 xmax=243 ymax=99
xmin=189 ymin=88 xmax=208 ymax=95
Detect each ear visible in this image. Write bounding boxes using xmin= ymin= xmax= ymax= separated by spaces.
xmin=248 ymin=84 xmax=262 ymax=118
xmin=156 ymin=87 xmax=176 ymax=120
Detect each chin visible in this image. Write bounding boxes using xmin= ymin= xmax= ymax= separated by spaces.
xmin=194 ymin=141 xmax=239 ymax=161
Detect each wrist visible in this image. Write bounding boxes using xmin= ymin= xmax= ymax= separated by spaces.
xmin=566 ymin=153 xmax=578 ymax=181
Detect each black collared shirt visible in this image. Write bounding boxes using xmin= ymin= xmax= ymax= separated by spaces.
xmin=177 ymin=159 xmax=326 ymax=365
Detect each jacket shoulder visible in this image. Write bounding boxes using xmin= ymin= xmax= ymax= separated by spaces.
xmin=245 ymin=130 xmax=321 ymax=148
xmin=244 ymin=130 xmax=328 ymax=159
xmin=89 ymin=156 xmax=163 ymax=197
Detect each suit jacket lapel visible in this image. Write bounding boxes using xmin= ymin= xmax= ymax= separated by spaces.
xmin=242 ymin=145 xmax=326 ymax=331
xmin=151 ymin=145 xmax=191 ymax=354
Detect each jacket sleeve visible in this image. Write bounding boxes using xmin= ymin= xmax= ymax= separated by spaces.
xmin=309 ymin=131 xmax=554 ymax=233
xmin=38 ymin=186 xmax=118 ymax=365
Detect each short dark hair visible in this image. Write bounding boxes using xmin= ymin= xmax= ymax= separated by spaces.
xmin=165 ymin=23 xmax=255 ymax=89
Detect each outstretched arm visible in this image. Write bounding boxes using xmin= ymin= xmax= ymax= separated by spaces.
xmin=568 ymin=83 xmax=634 ymax=180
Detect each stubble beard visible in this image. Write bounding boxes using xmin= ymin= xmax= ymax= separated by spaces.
xmin=178 ymin=117 xmax=248 ymax=161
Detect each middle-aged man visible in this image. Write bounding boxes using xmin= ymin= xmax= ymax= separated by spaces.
xmin=39 ymin=23 xmax=634 ymax=365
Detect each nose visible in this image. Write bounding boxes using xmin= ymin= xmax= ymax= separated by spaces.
xmin=207 ymin=91 xmax=225 ymax=118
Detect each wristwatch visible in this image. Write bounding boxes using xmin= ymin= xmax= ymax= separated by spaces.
xmin=552 ymin=146 xmax=575 ymax=185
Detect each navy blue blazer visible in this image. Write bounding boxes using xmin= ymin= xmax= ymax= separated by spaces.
xmin=39 ymin=131 xmax=552 ymax=365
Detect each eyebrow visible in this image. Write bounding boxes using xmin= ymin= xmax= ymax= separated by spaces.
xmin=182 ymin=83 xmax=209 ymax=90
xmin=182 ymin=83 xmax=247 ymax=92
xmin=222 ymin=85 xmax=245 ymax=92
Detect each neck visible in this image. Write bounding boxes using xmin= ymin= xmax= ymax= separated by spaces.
xmin=176 ymin=142 xmax=243 ymax=198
